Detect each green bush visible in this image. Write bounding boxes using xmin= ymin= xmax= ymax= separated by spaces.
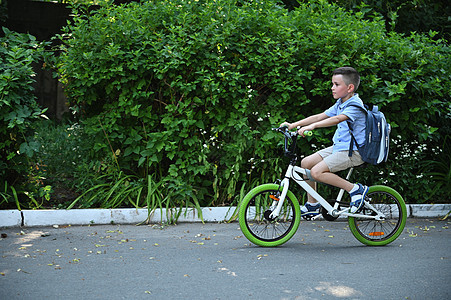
xmin=0 ymin=27 xmax=52 ymax=209
xmin=56 ymin=0 xmax=450 ymax=210
xmin=288 ymin=0 xmax=450 ymax=41
xmin=27 ymin=120 xmax=102 ymax=208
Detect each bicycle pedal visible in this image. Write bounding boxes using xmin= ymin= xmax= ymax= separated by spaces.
xmin=302 ymin=214 xmax=318 ymax=221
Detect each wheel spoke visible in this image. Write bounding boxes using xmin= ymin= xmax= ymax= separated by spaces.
xmin=350 ymin=187 xmax=406 ymax=245
xmin=242 ymin=189 xmax=298 ymax=243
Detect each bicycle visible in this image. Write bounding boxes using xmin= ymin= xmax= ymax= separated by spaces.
xmin=238 ymin=126 xmax=407 ymax=247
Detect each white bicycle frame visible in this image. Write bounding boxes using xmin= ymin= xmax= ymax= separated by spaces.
xmin=269 ymin=165 xmax=386 ymax=221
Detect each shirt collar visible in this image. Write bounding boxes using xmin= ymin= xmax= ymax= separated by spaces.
xmin=338 ymin=93 xmax=360 ymax=108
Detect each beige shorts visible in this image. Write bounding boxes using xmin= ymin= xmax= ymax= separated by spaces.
xmin=317 ymin=146 xmax=365 ymax=173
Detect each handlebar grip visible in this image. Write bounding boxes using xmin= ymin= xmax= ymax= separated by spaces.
xmin=304 ymin=130 xmax=313 ymax=136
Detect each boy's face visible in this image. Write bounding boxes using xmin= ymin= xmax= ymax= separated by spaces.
xmin=331 ymin=75 xmax=354 ymax=101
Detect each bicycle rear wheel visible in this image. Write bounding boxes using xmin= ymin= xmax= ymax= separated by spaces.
xmin=348 ymin=185 xmax=407 ymax=246
xmin=238 ymin=184 xmax=301 ymax=247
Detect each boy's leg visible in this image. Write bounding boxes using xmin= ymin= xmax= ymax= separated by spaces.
xmin=311 ymin=151 xmax=368 ymax=213
xmin=300 ymin=152 xmax=323 ymax=203
xmin=310 ymin=161 xmax=354 ymax=192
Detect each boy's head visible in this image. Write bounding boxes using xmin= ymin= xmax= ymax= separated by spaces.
xmin=332 ymin=67 xmax=360 ymax=92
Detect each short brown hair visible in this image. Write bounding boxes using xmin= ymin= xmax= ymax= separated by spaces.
xmin=333 ymin=67 xmax=360 ymax=91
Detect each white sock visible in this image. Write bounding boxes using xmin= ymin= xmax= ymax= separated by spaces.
xmin=349 ymin=184 xmax=359 ymax=194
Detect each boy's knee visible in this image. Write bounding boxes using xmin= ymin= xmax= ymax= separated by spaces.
xmin=310 ymin=168 xmax=322 ymax=180
xmin=301 ymin=157 xmax=315 ymax=169
xmin=300 ymin=158 xmax=309 ymax=169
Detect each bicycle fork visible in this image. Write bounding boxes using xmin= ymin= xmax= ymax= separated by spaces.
xmin=268 ymin=177 xmax=290 ymax=220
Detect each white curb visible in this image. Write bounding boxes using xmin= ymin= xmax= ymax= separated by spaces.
xmin=409 ymin=204 xmax=451 ymax=218
xmin=0 ymin=204 xmax=449 ymax=228
xmin=0 ymin=207 xmax=239 ymax=228
xmin=0 ymin=210 xmax=23 ymax=227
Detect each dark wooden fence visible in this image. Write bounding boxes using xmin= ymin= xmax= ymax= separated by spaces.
xmin=1 ymin=0 xmax=72 ymax=120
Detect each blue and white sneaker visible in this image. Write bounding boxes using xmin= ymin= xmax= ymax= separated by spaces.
xmin=301 ymin=202 xmax=321 ymax=219
xmin=349 ymin=183 xmax=369 ymax=213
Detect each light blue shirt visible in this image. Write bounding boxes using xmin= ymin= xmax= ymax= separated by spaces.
xmin=324 ymin=94 xmax=366 ymax=153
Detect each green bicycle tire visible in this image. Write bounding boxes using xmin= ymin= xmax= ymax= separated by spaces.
xmin=348 ymin=185 xmax=407 ymax=246
xmin=238 ymin=184 xmax=301 ymax=247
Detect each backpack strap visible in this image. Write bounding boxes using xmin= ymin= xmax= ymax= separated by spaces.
xmin=346 ymin=103 xmax=367 ymax=157
xmin=347 ymin=121 xmax=359 ymax=157
xmin=348 ymin=131 xmax=359 ymax=157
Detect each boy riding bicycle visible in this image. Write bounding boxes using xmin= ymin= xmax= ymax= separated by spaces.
xmin=281 ymin=67 xmax=368 ymax=218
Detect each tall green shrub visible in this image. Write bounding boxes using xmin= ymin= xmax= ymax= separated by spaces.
xmin=0 ymin=27 xmax=51 ymax=208
xmin=57 ymin=0 xmax=450 ymax=207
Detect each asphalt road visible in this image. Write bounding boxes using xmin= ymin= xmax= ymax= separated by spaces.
xmin=1 ymin=218 xmax=450 ymax=300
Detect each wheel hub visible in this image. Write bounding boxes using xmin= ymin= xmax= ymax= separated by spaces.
xmin=264 ymin=210 xmax=276 ymax=221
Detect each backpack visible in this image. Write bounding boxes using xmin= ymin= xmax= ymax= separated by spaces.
xmin=348 ymin=105 xmax=391 ymax=165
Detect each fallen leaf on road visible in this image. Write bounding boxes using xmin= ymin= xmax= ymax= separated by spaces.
xmin=408 ymin=231 xmax=417 ymax=237
xmin=17 ymin=269 xmax=31 ymax=274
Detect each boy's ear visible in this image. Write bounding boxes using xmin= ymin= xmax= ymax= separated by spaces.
xmin=347 ymin=83 xmax=355 ymax=93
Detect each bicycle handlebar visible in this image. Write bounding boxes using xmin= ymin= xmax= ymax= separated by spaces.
xmin=272 ymin=126 xmax=313 ymax=137
xmin=272 ymin=126 xmax=313 ymax=158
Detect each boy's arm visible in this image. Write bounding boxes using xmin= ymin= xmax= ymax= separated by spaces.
xmin=298 ymin=114 xmax=349 ymax=136
xmin=282 ymin=112 xmax=329 ymax=130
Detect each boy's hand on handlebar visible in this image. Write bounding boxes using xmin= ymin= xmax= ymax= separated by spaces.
xmin=297 ymin=126 xmax=314 ymax=137
xmin=279 ymin=122 xmax=291 ymax=129
xmin=280 ymin=122 xmax=292 ymax=130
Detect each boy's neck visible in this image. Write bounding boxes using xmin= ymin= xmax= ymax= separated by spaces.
xmin=341 ymin=93 xmax=355 ymax=102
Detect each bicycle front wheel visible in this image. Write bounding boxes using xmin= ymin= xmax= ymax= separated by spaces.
xmin=238 ymin=184 xmax=301 ymax=247
xmin=348 ymin=185 xmax=407 ymax=246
